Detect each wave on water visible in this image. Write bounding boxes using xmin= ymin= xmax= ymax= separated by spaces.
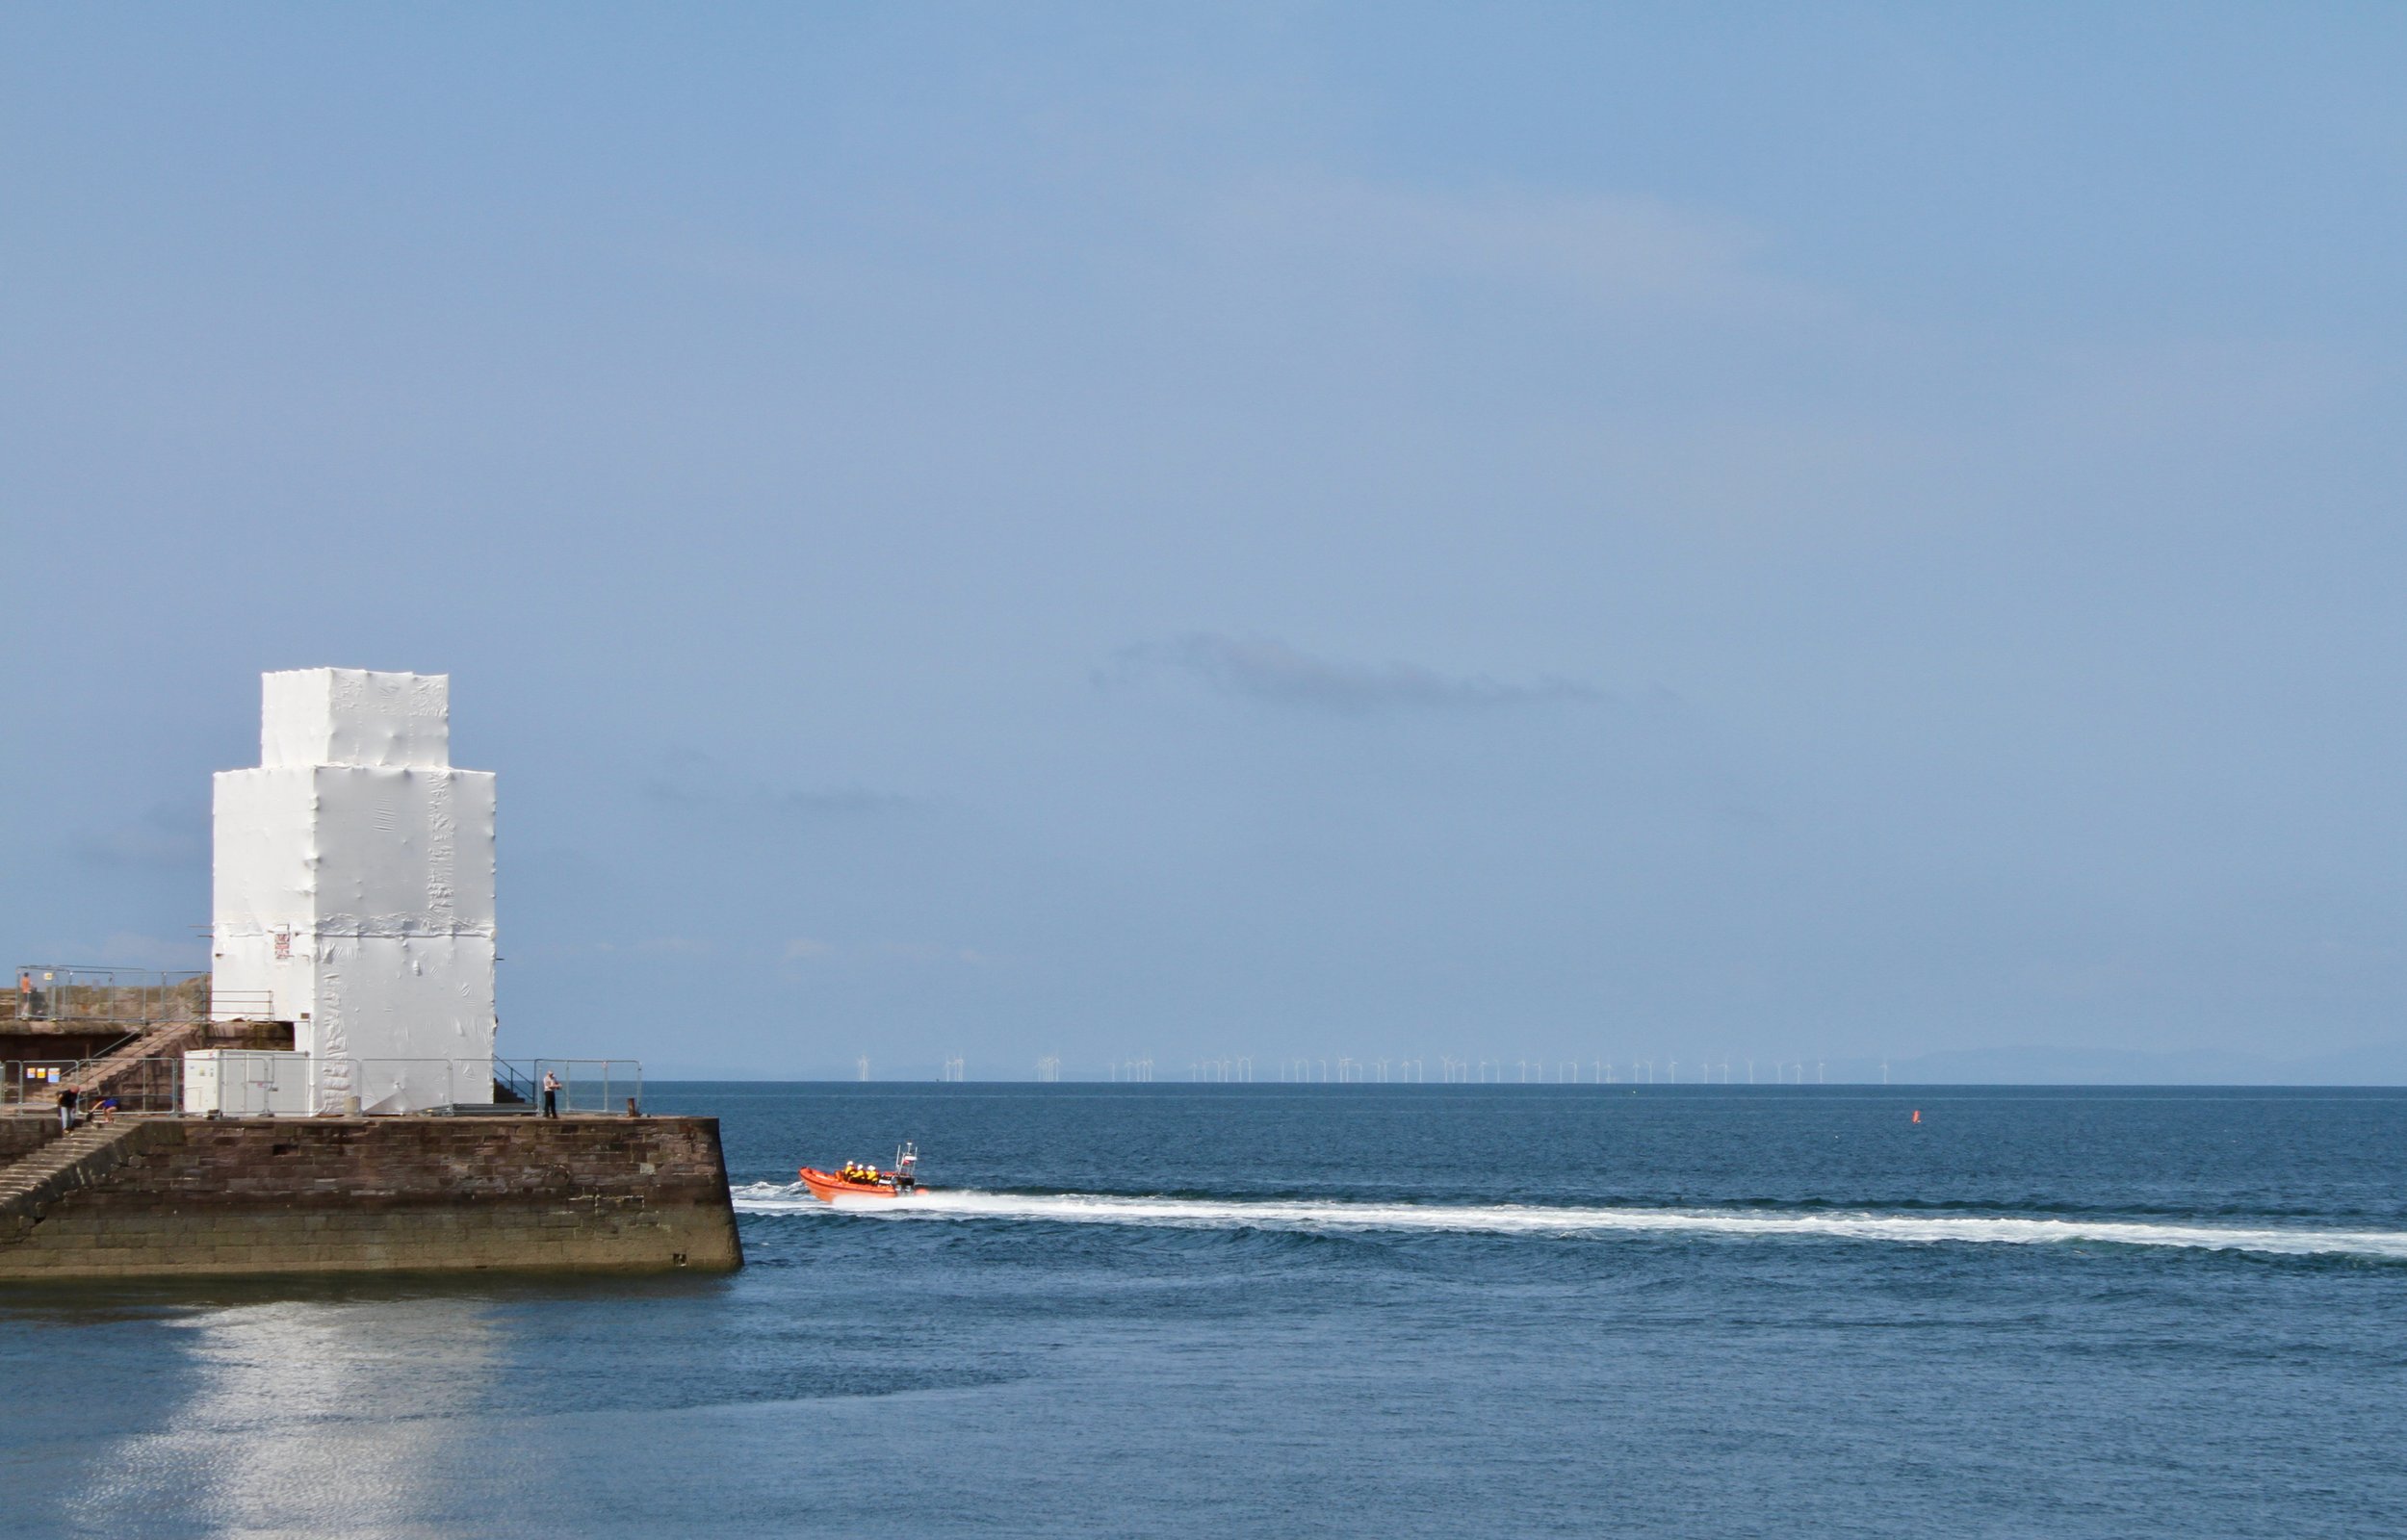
xmin=727 ymin=1184 xmax=2407 ymax=1260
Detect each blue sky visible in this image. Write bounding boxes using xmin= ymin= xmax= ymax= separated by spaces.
xmin=5 ymin=5 xmax=2403 ymax=1076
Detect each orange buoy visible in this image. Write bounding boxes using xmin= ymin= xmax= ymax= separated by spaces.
xmin=1911 ymin=1109 xmax=1921 ymax=1123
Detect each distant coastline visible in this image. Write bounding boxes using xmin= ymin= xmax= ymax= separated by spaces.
xmin=1882 ymin=1040 xmax=2407 ymax=1088
xmin=646 ymin=1041 xmax=2407 ymax=1088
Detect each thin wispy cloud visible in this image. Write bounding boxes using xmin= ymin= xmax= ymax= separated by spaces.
xmin=72 ymin=804 xmax=207 ymax=869
xmin=642 ymin=752 xmax=924 ymax=819
xmin=1105 ymin=633 xmax=1606 ymax=715
xmin=781 ymin=938 xmax=997 ymax=966
xmin=1208 ymin=174 xmax=1834 ymax=324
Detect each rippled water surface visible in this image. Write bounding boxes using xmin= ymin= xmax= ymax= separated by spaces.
xmin=5 ymin=1084 xmax=2405 ymax=1538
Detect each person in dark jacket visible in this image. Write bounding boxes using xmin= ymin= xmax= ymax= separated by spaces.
xmin=56 ymin=1085 xmax=78 ymax=1134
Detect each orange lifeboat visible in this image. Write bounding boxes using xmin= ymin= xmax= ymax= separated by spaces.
xmin=799 ymin=1142 xmax=923 ymax=1202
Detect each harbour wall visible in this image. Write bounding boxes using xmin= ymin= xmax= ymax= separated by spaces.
xmin=0 ymin=1118 xmax=59 ymax=1163
xmin=0 ymin=1115 xmax=742 ymax=1280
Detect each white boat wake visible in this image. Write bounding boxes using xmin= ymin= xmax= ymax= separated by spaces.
xmin=728 ymin=1183 xmax=2407 ymax=1259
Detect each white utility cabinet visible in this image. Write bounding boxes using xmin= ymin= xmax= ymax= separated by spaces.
xmin=183 ymin=1049 xmax=317 ymax=1116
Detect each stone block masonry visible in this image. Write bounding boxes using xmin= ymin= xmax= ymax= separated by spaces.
xmin=0 ymin=1115 xmax=742 ymax=1280
xmin=0 ymin=1117 xmax=63 ymax=1164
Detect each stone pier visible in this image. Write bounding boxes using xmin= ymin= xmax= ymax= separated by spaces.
xmin=0 ymin=1114 xmax=742 ymax=1280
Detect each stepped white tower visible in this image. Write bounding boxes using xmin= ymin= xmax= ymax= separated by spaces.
xmin=211 ymin=669 xmax=497 ymax=1114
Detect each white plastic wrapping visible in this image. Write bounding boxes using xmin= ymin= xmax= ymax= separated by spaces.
xmin=311 ymin=935 xmax=498 ymax=1113
xmin=324 ymin=767 xmax=495 ymax=933
xmin=212 ymin=671 xmax=496 ymax=1114
xmin=210 ymin=768 xmax=321 ymax=1023
xmin=262 ymin=668 xmax=451 ymax=770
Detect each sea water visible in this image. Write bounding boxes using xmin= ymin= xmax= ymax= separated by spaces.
xmin=3 ymin=1084 xmax=2403 ymax=1538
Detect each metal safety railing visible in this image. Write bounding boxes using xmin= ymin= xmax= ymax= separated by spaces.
xmin=3 ymin=1062 xmax=80 ymax=1111
xmin=523 ymin=1060 xmax=644 ymax=1116
xmin=7 ymin=1058 xmax=182 ymax=1113
xmin=493 ymin=1058 xmax=536 ymax=1106
xmin=296 ymin=1057 xmax=516 ymax=1116
xmin=88 ymin=1056 xmax=181 ymax=1114
xmin=316 ymin=1057 xmax=641 ymax=1116
xmin=4 ymin=1052 xmax=643 ymax=1118
xmin=11 ymin=967 xmax=212 ymax=1024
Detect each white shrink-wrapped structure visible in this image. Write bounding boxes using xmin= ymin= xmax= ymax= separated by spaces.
xmin=212 ymin=669 xmax=497 ymax=1115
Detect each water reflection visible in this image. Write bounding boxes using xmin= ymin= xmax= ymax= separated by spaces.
xmin=77 ymin=1295 xmax=504 ymax=1537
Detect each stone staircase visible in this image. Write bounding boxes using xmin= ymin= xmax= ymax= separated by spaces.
xmin=64 ymin=1021 xmax=204 ymax=1105
xmin=0 ymin=1118 xmax=166 ymax=1245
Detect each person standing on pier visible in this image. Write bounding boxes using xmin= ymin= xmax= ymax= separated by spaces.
xmin=541 ymin=1070 xmax=561 ymax=1118
xmin=56 ymin=1084 xmax=78 ymax=1134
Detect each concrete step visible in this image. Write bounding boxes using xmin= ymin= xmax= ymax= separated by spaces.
xmin=0 ymin=1127 xmax=130 ymax=1181
xmin=0 ymin=1119 xmax=160 ymax=1240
